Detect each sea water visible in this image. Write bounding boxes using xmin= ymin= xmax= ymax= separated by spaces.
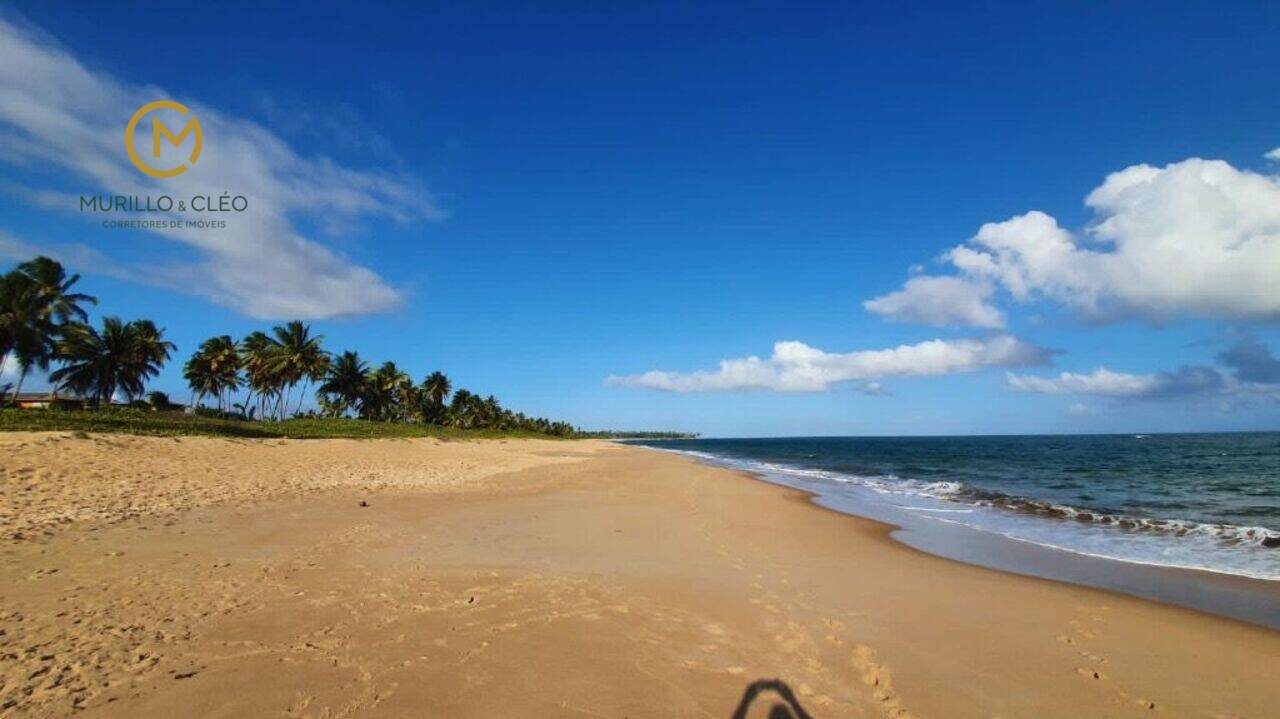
xmin=635 ymin=434 xmax=1280 ymax=582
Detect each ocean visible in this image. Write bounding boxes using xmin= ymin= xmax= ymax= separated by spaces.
xmin=634 ymin=433 xmax=1280 ymax=583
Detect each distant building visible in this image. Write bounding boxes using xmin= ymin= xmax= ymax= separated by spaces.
xmin=10 ymin=392 xmax=88 ymax=410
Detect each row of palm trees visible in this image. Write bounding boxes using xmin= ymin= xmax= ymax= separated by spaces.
xmin=184 ymin=323 xmax=575 ymax=435
xmin=183 ymin=322 xmax=326 ymax=420
xmin=0 ymin=256 xmax=576 ymax=436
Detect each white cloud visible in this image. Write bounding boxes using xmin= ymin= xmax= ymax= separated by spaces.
xmin=0 ymin=16 xmax=439 ymax=319
xmin=1266 ymin=147 xmax=1280 ymax=162
xmin=867 ymin=154 xmax=1280 ymax=326
xmin=0 ymin=229 xmax=134 ymax=280
xmin=607 ymin=335 xmax=1050 ymax=392
xmin=1006 ymin=368 xmax=1160 ymax=397
xmin=863 ymin=275 xmax=1005 ymax=328
xmin=1007 ymin=366 xmax=1229 ymax=400
xmin=1008 ymin=337 xmax=1280 ymax=405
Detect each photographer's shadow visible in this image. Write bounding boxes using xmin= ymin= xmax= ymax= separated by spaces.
xmin=730 ymin=679 xmax=814 ymax=719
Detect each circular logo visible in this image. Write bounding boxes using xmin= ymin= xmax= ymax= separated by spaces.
xmin=125 ymin=100 xmax=203 ymax=178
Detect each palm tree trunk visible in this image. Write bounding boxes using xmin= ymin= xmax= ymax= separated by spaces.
xmin=295 ymin=380 xmax=309 ymax=416
xmin=12 ymin=369 xmax=27 ymax=403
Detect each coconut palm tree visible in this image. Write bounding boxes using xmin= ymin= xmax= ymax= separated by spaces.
xmin=263 ymin=321 xmax=328 ymax=419
xmin=317 ymin=350 xmax=368 ymax=417
xmin=0 ymin=257 xmax=97 ymax=401
xmin=363 ymin=361 xmax=410 ymax=421
xmin=0 ymin=280 xmax=50 ymax=401
xmin=50 ymin=317 xmax=174 ymax=406
xmin=184 ymin=335 xmax=242 ymax=410
xmin=127 ymin=320 xmax=176 ymax=402
xmin=447 ymin=388 xmax=477 ymax=428
xmin=387 ymin=365 xmax=414 ymax=421
xmin=239 ymin=331 xmax=276 ymax=419
xmin=420 ymin=371 xmax=452 ymax=423
xmin=0 ymin=273 xmax=45 ymax=372
xmin=395 ymin=377 xmax=419 ymax=422
xmin=147 ymin=390 xmax=177 ymax=411
xmin=14 ymin=257 xmax=95 ymax=324
xmin=182 ymin=352 xmax=214 ymax=408
xmin=299 ymin=352 xmax=331 ymax=416
xmin=466 ymin=393 xmax=488 ymax=427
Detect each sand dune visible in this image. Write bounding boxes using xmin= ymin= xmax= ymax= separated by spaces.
xmin=1 ymin=435 xmax=1276 ymax=717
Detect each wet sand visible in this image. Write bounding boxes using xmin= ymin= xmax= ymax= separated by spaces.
xmin=1 ymin=433 xmax=1277 ymax=717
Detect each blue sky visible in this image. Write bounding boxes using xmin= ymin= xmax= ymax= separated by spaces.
xmin=2 ymin=2 xmax=1279 ymax=436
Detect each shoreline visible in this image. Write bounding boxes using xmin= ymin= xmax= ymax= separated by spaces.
xmin=627 ymin=434 xmax=1280 ymax=583
xmin=640 ymin=444 xmax=1280 ymax=630
xmin=690 ymin=448 xmax=1280 ymax=631
xmin=2 ymin=433 xmax=1278 ymax=717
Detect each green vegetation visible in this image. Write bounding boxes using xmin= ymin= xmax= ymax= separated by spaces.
xmin=0 ymin=256 xmax=97 ymax=397
xmin=50 ymin=317 xmax=175 ymax=406
xmin=182 ymin=322 xmax=578 ymax=436
xmin=576 ymin=430 xmax=700 ymax=439
xmin=0 ymin=407 xmax=559 ymax=440
xmin=0 ymin=255 xmax=579 ymax=438
xmin=1 ymin=255 xmax=692 ymax=441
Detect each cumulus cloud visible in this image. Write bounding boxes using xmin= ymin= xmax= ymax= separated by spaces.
xmin=866 ymin=152 xmax=1280 ymax=326
xmin=607 ymin=335 xmax=1050 ymax=392
xmin=0 ymin=16 xmax=439 ymax=319
xmin=862 ymin=275 xmax=1005 ymax=329
xmin=1267 ymin=147 xmax=1280 ymax=162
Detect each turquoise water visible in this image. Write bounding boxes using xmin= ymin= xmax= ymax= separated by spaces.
xmin=636 ymin=433 xmax=1280 ymax=581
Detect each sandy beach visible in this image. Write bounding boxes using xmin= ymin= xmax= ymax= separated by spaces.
xmin=1 ymin=434 xmax=1277 ymax=718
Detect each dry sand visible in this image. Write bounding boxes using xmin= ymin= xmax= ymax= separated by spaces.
xmin=1 ymin=433 xmax=1276 ymax=718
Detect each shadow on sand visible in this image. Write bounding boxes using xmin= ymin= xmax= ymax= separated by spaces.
xmin=730 ymin=679 xmax=814 ymax=719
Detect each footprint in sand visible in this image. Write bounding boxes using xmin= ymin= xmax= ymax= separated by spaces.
xmin=850 ymin=644 xmax=916 ymax=719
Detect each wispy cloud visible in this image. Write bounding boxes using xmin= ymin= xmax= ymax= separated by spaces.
xmin=867 ymin=152 xmax=1280 ymax=327
xmin=607 ymin=335 xmax=1051 ymax=393
xmin=0 ymin=15 xmax=440 ymax=319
